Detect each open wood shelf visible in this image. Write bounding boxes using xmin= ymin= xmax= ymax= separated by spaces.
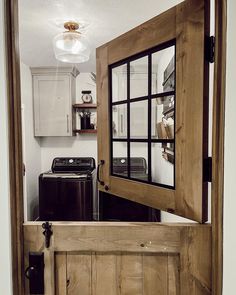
xmin=73 ymin=103 xmax=97 ymax=109
xmin=73 ymin=129 xmax=97 ymax=134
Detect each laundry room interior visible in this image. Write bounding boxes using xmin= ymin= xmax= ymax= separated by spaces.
xmin=19 ymin=0 xmax=213 ymax=224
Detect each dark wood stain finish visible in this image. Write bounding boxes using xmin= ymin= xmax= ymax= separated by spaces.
xmin=212 ymin=0 xmax=227 ymax=294
xmin=3 ymin=0 xmax=226 ymax=294
xmin=4 ymin=0 xmax=24 ymax=294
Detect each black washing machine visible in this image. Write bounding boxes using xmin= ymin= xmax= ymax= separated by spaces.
xmin=99 ymin=157 xmax=160 ymax=222
xmin=39 ymin=157 xmax=97 ymax=221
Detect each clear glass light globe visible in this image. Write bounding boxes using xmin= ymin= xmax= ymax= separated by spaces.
xmin=53 ymin=31 xmax=90 ymax=63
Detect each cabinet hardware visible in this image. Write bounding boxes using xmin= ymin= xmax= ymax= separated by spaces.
xmin=97 ymin=160 xmax=105 ymax=186
xmin=42 ymin=222 xmax=53 ymax=248
xmin=67 ymin=114 xmax=69 ymax=133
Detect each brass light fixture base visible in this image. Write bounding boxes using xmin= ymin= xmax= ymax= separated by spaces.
xmin=64 ymin=21 xmax=79 ymax=31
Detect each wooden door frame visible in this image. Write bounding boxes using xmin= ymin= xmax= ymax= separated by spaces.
xmin=3 ymin=0 xmax=226 ymax=294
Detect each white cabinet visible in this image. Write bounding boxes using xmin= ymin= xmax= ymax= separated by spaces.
xmin=31 ymin=67 xmax=79 ymax=136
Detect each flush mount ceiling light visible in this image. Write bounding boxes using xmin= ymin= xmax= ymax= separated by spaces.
xmin=53 ymin=21 xmax=90 ymax=63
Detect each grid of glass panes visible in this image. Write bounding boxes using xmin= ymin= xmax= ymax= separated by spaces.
xmin=110 ymin=41 xmax=175 ymax=189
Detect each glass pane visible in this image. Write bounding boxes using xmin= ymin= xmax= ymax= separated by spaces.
xmin=151 ymin=142 xmax=174 ymax=187
xmin=151 ymin=96 xmax=175 ymax=139
xmin=112 ymin=64 xmax=127 ymax=102
xmin=130 ymin=100 xmax=148 ymax=138
xmin=130 ymin=143 xmax=148 ymax=181
xmin=152 ymin=46 xmax=175 ymax=94
xmin=130 ymin=56 xmax=148 ymax=98
xmin=112 ymin=104 xmax=127 ymax=138
xmin=112 ymin=142 xmax=128 ymax=177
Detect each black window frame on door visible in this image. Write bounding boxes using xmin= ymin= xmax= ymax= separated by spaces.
xmin=109 ymin=39 xmax=176 ymax=190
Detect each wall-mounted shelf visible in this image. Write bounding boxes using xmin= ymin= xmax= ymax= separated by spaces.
xmin=73 ymin=103 xmax=97 ymax=109
xmin=73 ymin=129 xmax=97 ymax=134
xmin=72 ymin=103 xmax=97 ymax=134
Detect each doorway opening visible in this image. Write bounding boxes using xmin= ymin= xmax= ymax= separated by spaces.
xmin=5 ymin=0 xmax=226 ymax=294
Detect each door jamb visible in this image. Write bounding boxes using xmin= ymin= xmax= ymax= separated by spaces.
xmin=4 ymin=0 xmax=226 ymax=294
xmin=4 ymin=0 xmax=24 ymax=294
xmin=212 ymin=0 xmax=227 ymax=294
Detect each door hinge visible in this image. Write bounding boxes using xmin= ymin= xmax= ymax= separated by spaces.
xmin=203 ymin=157 xmax=212 ymax=182
xmin=206 ymin=36 xmax=215 ymax=63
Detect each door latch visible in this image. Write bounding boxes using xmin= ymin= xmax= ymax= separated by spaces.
xmin=25 ymin=252 xmax=44 ymax=294
xmin=42 ymin=222 xmax=53 ymax=248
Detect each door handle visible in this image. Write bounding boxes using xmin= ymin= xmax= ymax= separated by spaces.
xmin=25 ymin=252 xmax=44 ymax=294
xmin=66 ymin=114 xmax=69 ymax=133
xmin=97 ymin=160 xmax=105 ymax=186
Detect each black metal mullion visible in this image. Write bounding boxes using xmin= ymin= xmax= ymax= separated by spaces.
xmin=127 ymin=62 xmax=131 ymax=178
xmin=113 ymin=138 xmax=174 ymax=143
xmin=148 ymin=54 xmax=152 ymax=182
xmin=109 ymin=66 xmax=114 ymax=175
xmin=150 ymin=90 xmax=175 ymax=99
xmin=130 ymin=95 xmax=149 ymax=103
xmin=111 ymin=91 xmax=176 ymax=107
xmin=112 ymin=99 xmax=128 ymax=106
xmin=109 ymin=41 xmax=176 ymax=190
xmin=110 ymin=39 xmax=175 ymax=69
xmin=151 ymin=139 xmax=174 ymax=143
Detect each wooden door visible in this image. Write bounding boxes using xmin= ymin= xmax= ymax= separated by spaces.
xmin=24 ymin=222 xmax=211 ymax=295
xmin=97 ymin=0 xmax=210 ymax=222
xmin=23 ymin=1 xmax=213 ymax=294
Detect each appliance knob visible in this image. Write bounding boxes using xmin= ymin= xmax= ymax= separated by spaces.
xmin=69 ymin=159 xmax=74 ymax=164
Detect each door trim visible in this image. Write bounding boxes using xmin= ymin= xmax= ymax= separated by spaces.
xmin=4 ymin=0 xmax=226 ymax=294
xmin=4 ymin=0 xmax=24 ymax=294
xmin=212 ymin=0 xmax=227 ymax=294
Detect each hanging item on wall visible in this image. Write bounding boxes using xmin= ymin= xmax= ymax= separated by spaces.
xmin=90 ymin=72 xmax=96 ymax=84
xmin=81 ymin=90 xmax=93 ymax=103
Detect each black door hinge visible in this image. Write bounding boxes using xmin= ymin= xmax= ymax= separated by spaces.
xmin=204 ymin=157 xmax=212 ymax=182
xmin=206 ymin=36 xmax=215 ymax=63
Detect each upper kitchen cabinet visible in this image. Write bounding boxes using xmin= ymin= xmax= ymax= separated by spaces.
xmin=31 ymin=67 xmax=79 ymax=136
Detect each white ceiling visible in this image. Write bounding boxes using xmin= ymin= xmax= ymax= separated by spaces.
xmin=19 ymin=0 xmax=182 ymax=72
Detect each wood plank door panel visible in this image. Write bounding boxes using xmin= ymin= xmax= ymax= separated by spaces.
xmin=97 ymin=0 xmax=210 ymax=222
xmin=55 ymin=252 xmax=179 ymax=295
xmin=24 ymin=222 xmax=211 ymax=295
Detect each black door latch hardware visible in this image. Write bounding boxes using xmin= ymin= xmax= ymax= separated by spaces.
xmin=97 ymin=160 xmax=105 ymax=185
xmin=42 ymin=221 xmax=53 ymax=248
xmin=25 ymin=252 xmax=44 ymax=294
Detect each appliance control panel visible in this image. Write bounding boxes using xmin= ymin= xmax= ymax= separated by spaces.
xmin=51 ymin=157 xmax=95 ymax=173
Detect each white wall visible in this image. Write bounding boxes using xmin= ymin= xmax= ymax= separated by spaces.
xmin=21 ymin=62 xmax=41 ymax=220
xmin=223 ymin=0 xmax=236 ymax=293
xmin=0 ymin=0 xmax=13 ymax=293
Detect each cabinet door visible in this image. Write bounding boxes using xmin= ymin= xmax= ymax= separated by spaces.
xmin=33 ymin=75 xmax=72 ymax=136
xmin=97 ymin=0 xmax=210 ymax=222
